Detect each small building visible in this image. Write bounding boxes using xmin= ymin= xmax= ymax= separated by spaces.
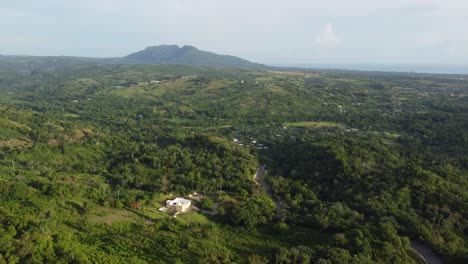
xmin=188 ymin=192 xmax=203 ymax=202
xmin=166 ymin=197 xmax=191 ymax=213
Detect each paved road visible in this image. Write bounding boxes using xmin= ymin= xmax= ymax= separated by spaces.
xmin=254 ymin=165 xmax=285 ymax=220
xmin=411 ymin=241 xmax=443 ymax=264
xmin=254 ymin=165 xmax=271 ymax=195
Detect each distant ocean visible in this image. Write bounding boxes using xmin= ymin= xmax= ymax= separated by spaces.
xmin=274 ymin=63 xmax=468 ymax=75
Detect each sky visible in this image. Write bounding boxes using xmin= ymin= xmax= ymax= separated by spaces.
xmin=1 ymin=0 xmax=468 ymax=66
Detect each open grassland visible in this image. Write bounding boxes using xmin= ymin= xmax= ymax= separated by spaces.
xmin=89 ymin=208 xmax=143 ymax=225
xmin=283 ymin=121 xmax=346 ymax=128
xmin=111 ymin=78 xmax=191 ymax=98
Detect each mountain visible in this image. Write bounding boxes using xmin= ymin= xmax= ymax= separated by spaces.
xmin=0 ymin=45 xmax=267 ymax=70
xmin=123 ymin=45 xmax=265 ymax=69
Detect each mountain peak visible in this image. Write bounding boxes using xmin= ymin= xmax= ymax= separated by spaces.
xmin=181 ymin=45 xmax=197 ymax=50
xmin=124 ymin=45 xmax=263 ymax=69
xmin=146 ymin=44 xmax=180 ymax=49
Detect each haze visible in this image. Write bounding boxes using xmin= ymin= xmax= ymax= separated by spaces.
xmin=2 ymin=0 xmax=468 ymax=68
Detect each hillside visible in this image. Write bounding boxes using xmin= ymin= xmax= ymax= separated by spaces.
xmin=123 ymin=45 xmax=264 ymax=68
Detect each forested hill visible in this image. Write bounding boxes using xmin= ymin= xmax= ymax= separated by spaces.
xmin=124 ymin=45 xmax=265 ymax=68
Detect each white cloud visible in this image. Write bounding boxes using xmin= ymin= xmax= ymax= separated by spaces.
xmin=315 ymin=23 xmax=339 ymax=45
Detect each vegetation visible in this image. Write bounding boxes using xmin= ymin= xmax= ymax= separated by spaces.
xmin=0 ymin=57 xmax=467 ymax=263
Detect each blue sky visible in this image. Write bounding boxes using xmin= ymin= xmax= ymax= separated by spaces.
xmin=1 ymin=0 xmax=468 ymax=65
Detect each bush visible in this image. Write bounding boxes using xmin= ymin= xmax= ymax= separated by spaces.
xmin=273 ymin=222 xmax=290 ymax=235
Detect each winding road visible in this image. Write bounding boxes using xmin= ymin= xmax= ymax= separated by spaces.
xmin=411 ymin=241 xmax=443 ymax=264
xmin=254 ymin=165 xmax=285 ymax=220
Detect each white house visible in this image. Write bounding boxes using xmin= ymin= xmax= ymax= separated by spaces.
xmin=165 ymin=197 xmax=191 ymax=213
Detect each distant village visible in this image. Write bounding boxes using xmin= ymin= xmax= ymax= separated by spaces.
xmin=128 ymin=76 xmax=199 ymax=87
xmin=232 ymin=137 xmax=268 ymax=150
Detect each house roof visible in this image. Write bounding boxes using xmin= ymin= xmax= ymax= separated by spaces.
xmin=168 ymin=197 xmax=191 ymax=206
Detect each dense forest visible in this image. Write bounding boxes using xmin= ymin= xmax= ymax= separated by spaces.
xmin=0 ymin=59 xmax=467 ymax=263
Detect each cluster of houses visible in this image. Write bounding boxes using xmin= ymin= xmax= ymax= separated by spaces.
xmin=233 ymin=138 xmax=268 ymax=150
xmin=344 ymin=128 xmax=360 ymax=133
xmin=128 ymin=76 xmax=199 ymax=87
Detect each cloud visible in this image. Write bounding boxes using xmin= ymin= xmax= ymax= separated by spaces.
xmin=315 ymin=23 xmax=339 ymax=45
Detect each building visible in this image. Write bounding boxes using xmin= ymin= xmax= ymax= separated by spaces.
xmin=165 ymin=197 xmax=191 ymax=213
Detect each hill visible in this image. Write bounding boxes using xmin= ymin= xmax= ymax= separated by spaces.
xmin=123 ymin=45 xmax=264 ymax=68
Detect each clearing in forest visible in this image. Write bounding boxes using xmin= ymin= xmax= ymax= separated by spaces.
xmin=283 ymin=121 xmax=346 ymax=128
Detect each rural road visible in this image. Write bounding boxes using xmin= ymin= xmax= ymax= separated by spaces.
xmin=411 ymin=241 xmax=443 ymax=264
xmin=254 ymin=165 xmax=285 ymax=220
xmin=254 ymin=165 xmax=271 ymax=196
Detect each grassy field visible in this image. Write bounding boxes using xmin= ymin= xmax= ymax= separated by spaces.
xmin=283 ymin=121 xmax=346 ymax=128
xmin=0 ymin=138 xmax=32 ymax=148
xmin=0 ymin=117 xmax=31 ymax=130
xmin=0 ymin=92 xmax=18 ymax=103
xmin=110 ymin=78 xmax=191 ymax=98
xmin=63 ymin=113 xmax=80 ymax=118
xmin=176 ymin=211 xmax=212 ymax=225
xmin=89 ymin=208 xmax=143 ymax=225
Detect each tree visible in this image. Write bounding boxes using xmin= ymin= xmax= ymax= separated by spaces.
xmin=248 ymin=255 xmax=269 ymax=264
xmin=231 ymin=195 xmax=276 ymax=227
xmin=201 ymin=197 xmax=215 ymax=210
